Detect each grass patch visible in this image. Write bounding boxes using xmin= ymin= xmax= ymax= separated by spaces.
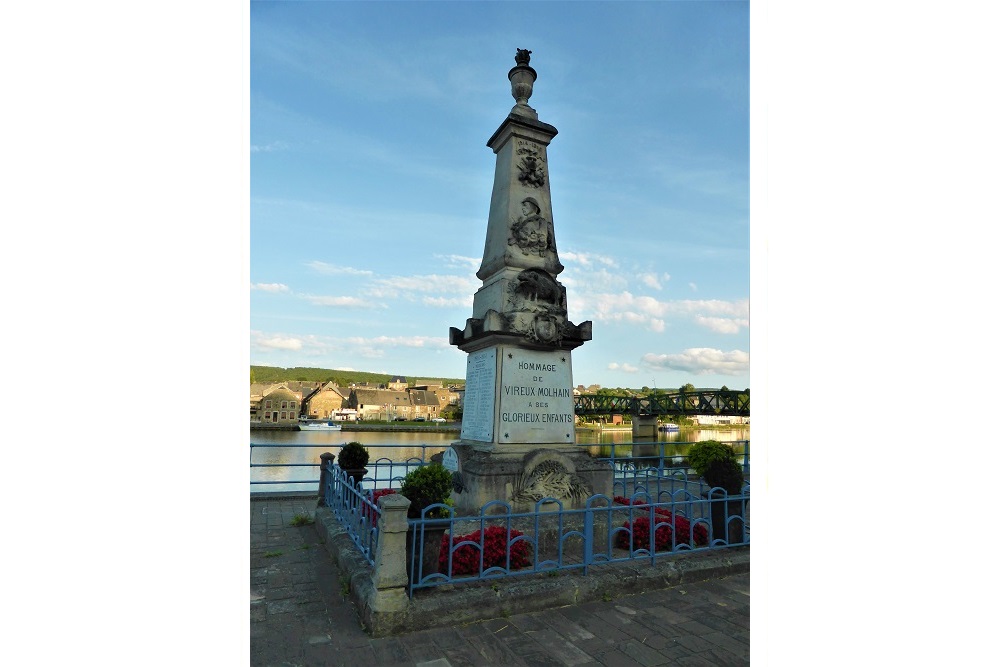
xmin=291 ymin=513 xmax=314 ymax=527
xmin=264 ymin=551 xmax=282 ymax=558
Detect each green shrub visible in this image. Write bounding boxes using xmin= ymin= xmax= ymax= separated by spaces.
xmin=688 ymin=440 xmax=737 ymax=477
xmin=337 ymin=441 xmax=369 ymax=470
xmin=400 ymin=463 xmax=453 ymax=519
xmin=703 ymin=456 xmax=745 ymax=494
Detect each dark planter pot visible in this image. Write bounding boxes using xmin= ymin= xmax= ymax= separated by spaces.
xmin=406 ymin=519 xmax=449 ymax=588
xmin=705 ymin=492 xmax=746 ymax=544
xmin=340 ymin=466 xmax=367 ymax=487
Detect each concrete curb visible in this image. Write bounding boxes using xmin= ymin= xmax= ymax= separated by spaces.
xmin=314 ymin=506 xmax=749 ymax=637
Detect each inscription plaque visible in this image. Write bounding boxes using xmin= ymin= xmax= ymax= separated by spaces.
xmin=442 ymin=447 xmax=459 ymax=472
xmin=497 ymin=347 xmax=574 ymax=444
xmin=460 ymin=347 xmax=497 ymax=442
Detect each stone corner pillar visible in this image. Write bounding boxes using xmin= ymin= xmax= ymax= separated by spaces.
xmin=367 ymin=492 xmax=411 ymax=612
xmin=317 ymin=452 xmax=336 ymax=504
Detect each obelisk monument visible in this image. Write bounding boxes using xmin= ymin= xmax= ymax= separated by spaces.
xmin=447 ymin=50 xmax=611 ymax=513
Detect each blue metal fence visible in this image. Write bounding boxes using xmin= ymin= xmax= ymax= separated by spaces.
xmin=252 ymin=440 xmax=749 ymax=594
xmin=250 ymin=440 xmax=749 ymax=491
xmin=394 ymin=479 xmax=749 ymax=595
xmin=249 ymin=442 xmax=445 ymax=491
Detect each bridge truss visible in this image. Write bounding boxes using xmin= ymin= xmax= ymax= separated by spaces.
xmin=573 ymin=389 xmax=749 ymax=418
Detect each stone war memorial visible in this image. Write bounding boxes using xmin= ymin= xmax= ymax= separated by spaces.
xmin=447 ymin=49 xmax=613 ymax=514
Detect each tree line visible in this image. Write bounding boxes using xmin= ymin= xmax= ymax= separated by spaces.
xmin=250 ymin=365 xmax=464 ymax=387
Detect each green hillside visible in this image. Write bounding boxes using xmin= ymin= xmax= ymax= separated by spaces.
xmin=251 ymin=365 xmax=463 ymax=387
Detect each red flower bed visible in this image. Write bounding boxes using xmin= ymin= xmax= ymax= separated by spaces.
xmin=613 ymin=496 xmax=709 ymax=550
xmin=439 ymin=526 xmax=532 ymax=575
xmin=362 ymin=488 xmax=398 ymax=524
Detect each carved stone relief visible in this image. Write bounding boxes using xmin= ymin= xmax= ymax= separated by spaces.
xmin=516 ymin=141 xmax=546 ymax=188
xmin=511 ymin=458 xmax=590 ymax=504
xmin=506 ymin=268 xmax=568 ymax=345
xmin=508 ymin=197 xmax=556 ymax=258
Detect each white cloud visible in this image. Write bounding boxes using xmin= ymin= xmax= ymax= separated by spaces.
xmin=434 ymin=254 xmax=481 ymax=271
xmin=372 ymin=274 xmax=479 ymax=295
xmin=579 ymin=293 xmax=748 ymax=333
xmin=561 ymin=250 xmax=619 ymax=268
xmin=422 ymin=295 xmax=474 ymax=308
xmin=688 ymin=282 xmax=698 ymax=291
xmin=306 ymin=261 xmax=374 ymax=276
xmin=300 ymin=294 xmax=377 ymax=308
xmin=642 ymin=348 xmax=749 ymax=376
xmin=256 ymin=335 xmax=302 ymax=351
xmin=694 ymin=316 xmax=749 ymax=334
xmin=251 ymin=282 xmax=289 ymax=293
xmin=250 ymin=140 xmax=290 ymax=153
xmin=638 ymin=272 xmax=671 ymax=290
xmin=342 ymin=335 xmax=451 ymax=361
xmin=608 ymin=362 xmax=639 ymax=373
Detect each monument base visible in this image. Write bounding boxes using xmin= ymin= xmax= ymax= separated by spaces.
xmin=448 ymin=442 xmax=613 ymax=514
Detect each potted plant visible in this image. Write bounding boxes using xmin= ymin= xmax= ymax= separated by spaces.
xmin=689 ymin=441 xmax=746 ymax=544
xmin=400 ymin=463 xmax=454 ymax=584
xmin=337 ymin=441 xmax=369 ymax=486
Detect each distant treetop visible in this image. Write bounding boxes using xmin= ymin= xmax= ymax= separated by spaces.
xmin=250 ymin=365 xmax=463 ymax=387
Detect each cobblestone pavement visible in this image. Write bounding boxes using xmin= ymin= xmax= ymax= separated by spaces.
xmin=251 ymin=496 xmax=749 ymax=667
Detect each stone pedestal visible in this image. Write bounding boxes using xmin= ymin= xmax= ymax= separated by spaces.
xmin=448 ymin=442 xmax=612 ymax=514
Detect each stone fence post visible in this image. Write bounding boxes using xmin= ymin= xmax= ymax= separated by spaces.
xmin=368 ymin=493 xmax=411 ymax=613
xmin=317 ymin=452 xmax=335 ymax=504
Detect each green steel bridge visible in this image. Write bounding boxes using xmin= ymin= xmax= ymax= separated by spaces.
xmin=573 ymin=389 xmax=749 ymax=418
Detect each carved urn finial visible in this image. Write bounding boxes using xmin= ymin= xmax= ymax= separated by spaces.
xmin=508 ymin=48 xmax=538 ymax=117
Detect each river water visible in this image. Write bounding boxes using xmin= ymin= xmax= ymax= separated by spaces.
xmin=249 ymin=425 xmax=749 ymax=493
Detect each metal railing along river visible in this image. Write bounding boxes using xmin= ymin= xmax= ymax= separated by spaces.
xmin=249 ymin=440 xmax=749 ymax=493
xmin=251 ymin=440 xmax=749 ymax=594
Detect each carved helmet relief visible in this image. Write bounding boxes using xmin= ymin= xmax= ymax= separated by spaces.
xmin=508 ymin=197 xmax=555 ymax=258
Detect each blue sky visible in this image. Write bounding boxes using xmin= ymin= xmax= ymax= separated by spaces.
xmin=250 ymin=1 xmax=749 ymax=390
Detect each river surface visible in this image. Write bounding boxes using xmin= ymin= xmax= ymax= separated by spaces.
xmin=250 ymin=425 xmax=749 ymax=493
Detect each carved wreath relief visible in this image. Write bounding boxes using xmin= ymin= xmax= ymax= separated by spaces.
xmin=511 ymin=459 xmax=589 ymax=504
xmin=516 ymin=141 xmax=546 ymax=188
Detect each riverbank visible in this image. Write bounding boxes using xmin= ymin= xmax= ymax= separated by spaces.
xmin=250 ymin=422 xmax=462 ymax=433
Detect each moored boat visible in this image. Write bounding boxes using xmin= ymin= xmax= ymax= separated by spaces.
xmin=658 ymin=423 xmax=680 ymax=432
xmin=298 ymin=419 xmax=343 ymax=432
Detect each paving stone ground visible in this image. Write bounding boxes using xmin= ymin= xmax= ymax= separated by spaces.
xmin=251 ymin=496 xmax=749 ymax=667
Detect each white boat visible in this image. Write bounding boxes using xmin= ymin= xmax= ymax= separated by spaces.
xmin=298 ymin=419 xmax=343 ymax=432
xmin=658 ymin=423 xmax=680 ymax=432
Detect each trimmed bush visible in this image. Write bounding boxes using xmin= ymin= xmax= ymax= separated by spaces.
xmin=400 ymin=463 xmax=453 ymax=519
xmin=687 ymin=440 xmax=737 ymax=477
xmin=703 ymin=457 xmax=745 ymax=494
xmin=337 ymin=441 xmax=369 ymax=470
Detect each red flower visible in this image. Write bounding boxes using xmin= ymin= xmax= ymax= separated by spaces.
xmin=440 ymin=526 xmax=532 ymax=575
xmin=613 ymin=497 xmax=708 ymax=550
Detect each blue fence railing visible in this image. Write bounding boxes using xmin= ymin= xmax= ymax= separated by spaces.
xmin=249 ymin=442 xmax=446 ymax=491
xmin=250 ymin=440 xmax=749 ymax=491
xmin=311 ymin=446 xmax=749 ymax=595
